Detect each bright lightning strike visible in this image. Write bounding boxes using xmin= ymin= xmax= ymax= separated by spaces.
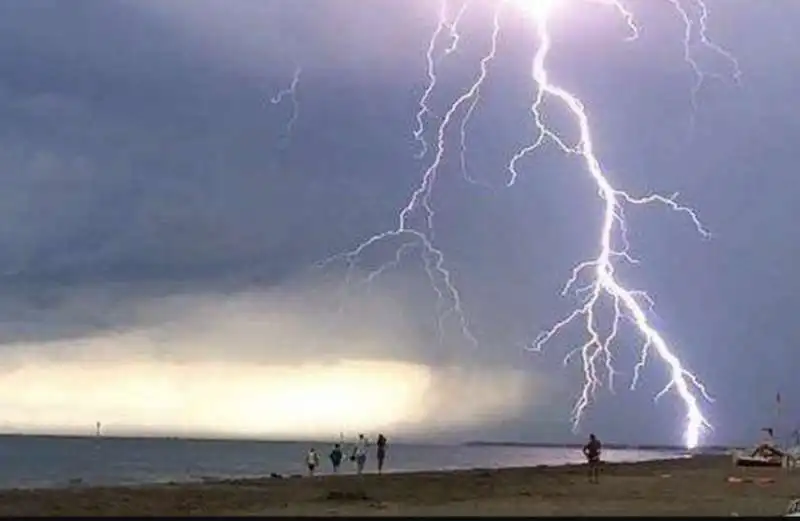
xmin=270 ymin=66 xmax=302 ymax=141
xmin=514 ymin=0 xmax=717 ymax=450
xmin=315 ymin=0 xmax=740 ymax=450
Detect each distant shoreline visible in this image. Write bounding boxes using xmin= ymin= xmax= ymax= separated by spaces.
xmin=0 ymin=432 xmax=730 ymax=452
xmin=461 ymin=440 xmax=722 ymax=452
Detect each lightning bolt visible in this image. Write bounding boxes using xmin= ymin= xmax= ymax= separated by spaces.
xmin=516 ymin=0 xmax=714 ymax=450
xmin=316 ymin=4 xmax=501 ymax=347
xmin=413 ymin=1 xmax=472 ymax=160
xmin=506 ymin=0 xmax=739 ymax=450
xmin=314 ymin=0 xmax=739 ymax=450
xmin=270 ymin=66 xmax=302 ymax=142
xmin=666 ymin=0 xmax=741 ymax=133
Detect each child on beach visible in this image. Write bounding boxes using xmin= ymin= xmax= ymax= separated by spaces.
xmin=582 ymin=433 xmax=602 ymax=484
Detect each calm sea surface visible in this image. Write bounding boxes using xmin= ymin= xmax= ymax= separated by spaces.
xmin=0 ymin=436 xmax=685 ymax=490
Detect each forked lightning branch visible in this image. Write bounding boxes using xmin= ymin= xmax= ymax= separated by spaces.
xmin=305 ymin=0 xmax=740 ymax=449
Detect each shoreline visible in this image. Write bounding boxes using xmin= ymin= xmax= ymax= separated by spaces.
xmin=0 ymin=432 xmax=724 ymax=453
xmin=3 ymin=447 xmax=686 ymax=492
xmin=0 ymin=455 xmax=797 ymax=516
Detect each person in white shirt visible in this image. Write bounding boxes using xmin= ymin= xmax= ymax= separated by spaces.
xmin=351 ymin=434 xmax=369 ymax=475
xmin=305 ymin=448 xmax=320 ymax=476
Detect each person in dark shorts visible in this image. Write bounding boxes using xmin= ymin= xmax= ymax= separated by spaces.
xmin=376 ymin=434 xmax=387 ymax=474
xmin=582 ymin=433 xmax=602 ymax=483
xmin=329 ymin=443 xmax=343 ymax=473
xmin=305 ymin=448 xmax=320 ymax=477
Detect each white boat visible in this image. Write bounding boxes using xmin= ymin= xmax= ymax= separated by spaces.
xmin=732 ymin=452 xmax=782 ymax=468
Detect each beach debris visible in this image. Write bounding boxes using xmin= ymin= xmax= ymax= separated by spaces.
xmin=325 ymin=489 xmax=372 ymax=502
xmin=269 ymin=472 xmax=284 ymax=479
xmin=660 ymin=473 xmax=672 ymax=478
xmin=725 ymin=476 xmax=776 ymax=485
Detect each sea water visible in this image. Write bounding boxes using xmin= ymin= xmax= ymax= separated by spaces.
xmin=0 ymin=435 xmax=684 ymax=490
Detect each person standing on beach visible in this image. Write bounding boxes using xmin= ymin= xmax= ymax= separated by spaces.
xmin=329 ymin=444 xmax=343 ymax=473
xmin=376 ymin=434 xmax=387 ymax=474
xmin=305 ymin=448 xmax=320 ymax=477
xmin=582 ymin=433 xmax=602 ymax=483
xmin=352 ymin=434 xmax=368 ymax=475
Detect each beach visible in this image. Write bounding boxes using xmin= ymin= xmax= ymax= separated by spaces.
xmin=0 ymin=455 xmax=796 ymax=516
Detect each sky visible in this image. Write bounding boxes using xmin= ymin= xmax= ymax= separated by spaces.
xmin=0 ymin=0 xmax=797 ymax=447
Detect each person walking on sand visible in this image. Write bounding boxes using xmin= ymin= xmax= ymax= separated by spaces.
xmin=582 ymin=433 xmax=602 ymax=483
xmin=351 ymin=434 xmax=369 ymax=475
xmin=376 ymin=433 xmax=387 ymax=474
xmin=329 ymin=443 xmax=343 ymax=473
xmin=305 ymin=448 xmax=320 ymax=477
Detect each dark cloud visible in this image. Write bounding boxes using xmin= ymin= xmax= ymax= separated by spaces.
xmin=0 ymin=0 xmax=796 ymax=444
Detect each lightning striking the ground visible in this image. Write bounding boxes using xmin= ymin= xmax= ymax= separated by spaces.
xmin=270 ymin=66 xmax=302 ymax=141
xmin=511 ymin=1 xmax=722 ymax=450
xmin=316 ymin=0 xmax=739 ymax=449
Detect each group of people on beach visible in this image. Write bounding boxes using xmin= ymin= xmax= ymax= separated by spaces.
xmin=304 ymin=433 xmax=387 ymax=477
xmin=304 ymin=432 xmax=601 ymax=481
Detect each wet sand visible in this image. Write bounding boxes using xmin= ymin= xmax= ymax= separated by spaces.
xmin=0 ymin=455 xmax=797 ymax=516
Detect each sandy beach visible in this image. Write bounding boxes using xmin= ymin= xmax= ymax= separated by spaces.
xmin=0 ymin=455 xmax=796 ymax=516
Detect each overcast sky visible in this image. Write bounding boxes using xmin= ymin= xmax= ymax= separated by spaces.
xmin=0 ymin=0 xmax=797 ymax=446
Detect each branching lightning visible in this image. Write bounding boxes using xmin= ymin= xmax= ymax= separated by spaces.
xmin=270 ymin=66 xmax=302 ymax=141
xmin=314 ymin=0 xmax=740 ymax=449
xmin=513 ymin=0 xmax=718 ymax=450
xmin=666 ymin=0 xmax=741 ymax=132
